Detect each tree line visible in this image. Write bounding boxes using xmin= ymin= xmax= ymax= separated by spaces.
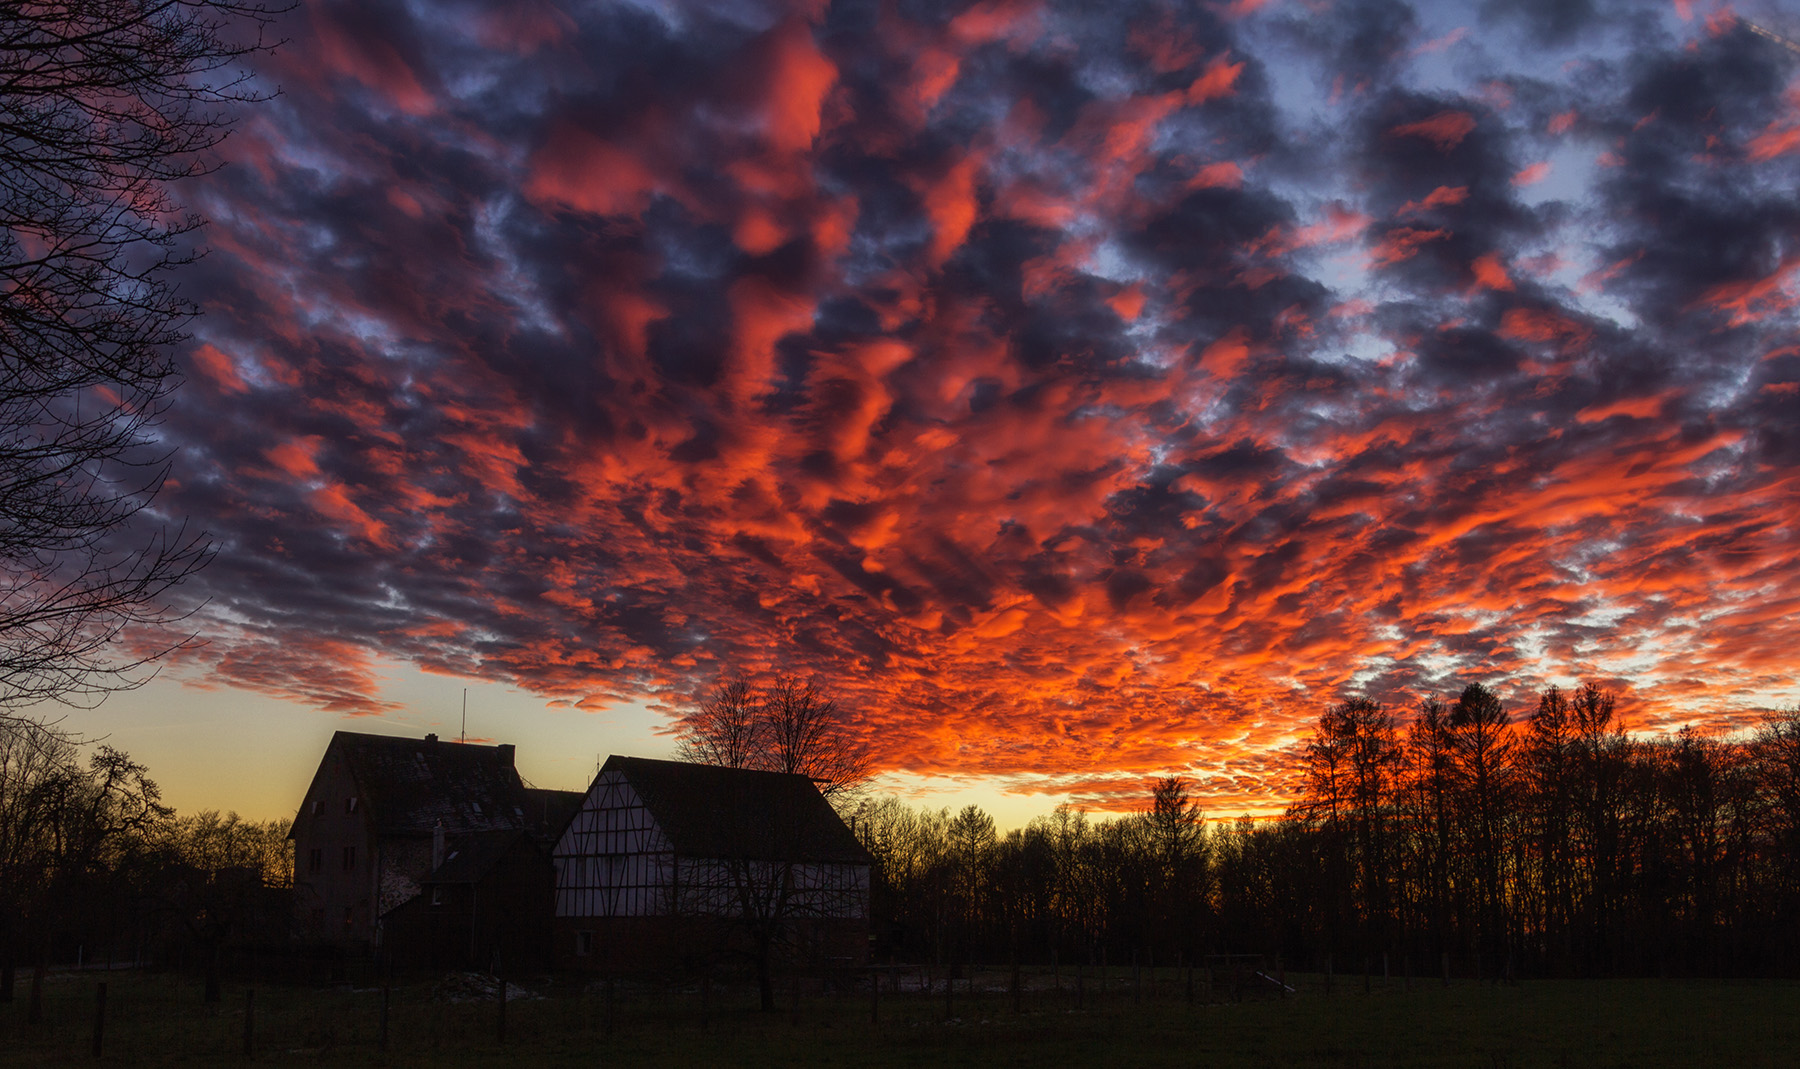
xmin=0 ymin=716 xmax=291 ymax=1010
xmin=844 ymin=685 xmax=1800 ymax=980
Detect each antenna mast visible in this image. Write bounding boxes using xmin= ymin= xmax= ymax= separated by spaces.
xmin=1744 ymin=19 xmax=1800 ymax=57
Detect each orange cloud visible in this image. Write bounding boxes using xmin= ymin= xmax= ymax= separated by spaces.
xmin=921 ymin=154 xmax=982 ymax=267
xmin=1576 ymin=395 xmax=1665 ymax=423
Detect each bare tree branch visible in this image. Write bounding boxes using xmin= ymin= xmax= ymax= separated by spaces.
xmin=1 ymin=0 xmax=286 ymax=712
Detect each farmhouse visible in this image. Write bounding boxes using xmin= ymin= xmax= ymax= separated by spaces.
xmin=290 ymin=730 xmax=580 ymax=964
xmin=552 ymin=756 xmax=873 ymax=973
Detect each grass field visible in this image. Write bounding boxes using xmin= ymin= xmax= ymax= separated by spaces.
xmin=2 ymin=966 xmax=1795 ymax=1067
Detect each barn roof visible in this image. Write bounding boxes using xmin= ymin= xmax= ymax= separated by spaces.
xmin=603 ymin=756 xmax=872 ymax=865
xmin=328 ymin=731 xmax=533 ymax=837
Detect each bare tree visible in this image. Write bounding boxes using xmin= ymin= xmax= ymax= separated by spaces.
xmin=676 ymin=673 xmax=872 ymax=800
xmin=760 ymin=674 xmax=872 ymax=799
xmin=674 ymin=676 xmax=760 ymax=769
xmin=1 ymin=0 xmax=284 ymax=712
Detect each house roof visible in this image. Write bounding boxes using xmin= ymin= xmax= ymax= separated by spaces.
xmin=426 ymin=829 xmax=540 ymax=885
xmin=602 ymin=756 xmax=872 ymax=865
xmin=522 ymin=787 xmax=586 ymax=843
xmin=328 ymin=731 xmax=533 ymax=837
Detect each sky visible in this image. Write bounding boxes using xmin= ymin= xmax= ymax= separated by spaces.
xmin=51 ymin=0 xmax=1800 ymax=824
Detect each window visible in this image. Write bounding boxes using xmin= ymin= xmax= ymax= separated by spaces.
xmin=344 ymin=796 xmax=359 ymax=814
xmin=310 ymin=799 xmax=322 ymax=816
xmin=342 ymin=845 xmax=356 ymax=870
xmin=575 ymin=930 xmax=594 ymax=957
xmin=308 ymin=848 xmax=323 ymax=873
xmin=430 ymin=887 xmax=444 ymax=907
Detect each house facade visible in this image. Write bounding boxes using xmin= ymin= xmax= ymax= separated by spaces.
xmin=289 ymin=731 xmax=580 ymax=957
xmin=552 ymin=756 xmax=872 ymax=972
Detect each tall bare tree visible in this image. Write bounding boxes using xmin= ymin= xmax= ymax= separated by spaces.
xmin=1 ymin=0 xmax=282 ymax=711
xmin=676 ymin=673 xmax=871 ymax=800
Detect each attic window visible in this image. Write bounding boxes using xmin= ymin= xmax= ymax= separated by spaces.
xmin=470 ymin=802 xmax=483 ymax=816
xmin=345 ymin=797 xmax=359 ymax=814
xmin=430 ymin=888 xmax=444 ymax=907
xmin=310 ymin=800 xmax=322 ymax=816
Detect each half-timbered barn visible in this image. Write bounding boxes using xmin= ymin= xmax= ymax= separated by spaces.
xmin=552 ymin=756 xmax=872 ymax=973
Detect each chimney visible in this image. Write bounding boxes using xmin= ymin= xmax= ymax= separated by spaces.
xmin=425 ymin=733 xmax=438 ymax=744
xmin=432 ymin=820 xmax=446 ymax=871
xmin=496 ymin=743 xmax=515 ymax=767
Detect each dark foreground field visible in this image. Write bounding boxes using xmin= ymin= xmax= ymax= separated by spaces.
xmin=2 ymin=967 xmax=1795 ymax=1067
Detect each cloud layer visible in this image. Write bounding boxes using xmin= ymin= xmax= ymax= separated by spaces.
xmin=154 ymin=0 xmax=1800 ymax=809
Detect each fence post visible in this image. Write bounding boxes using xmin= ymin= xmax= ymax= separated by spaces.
xmin=28 ymin=959 xmax=44 ymax=1025
xmin=242 ymin=988 xmax=255 ymax=1059
xmin=380 ymin=985 xmax=390 ymax=1051
xmin=497 ymin=972 xmax=507 ymax=1044
xmin=91 ymin=981 xmax=107 ymax=1058
xmin=869 ymin=966 xmax=878 ymax=1026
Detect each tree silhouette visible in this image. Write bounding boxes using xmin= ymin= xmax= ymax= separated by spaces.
xmin=676 ymin=674 xmax=871 ymax=800
xmin=1 ymin=0 xmax=282 ymax=711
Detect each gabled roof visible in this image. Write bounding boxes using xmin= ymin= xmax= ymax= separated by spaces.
xmin=327 ymin=731 xmax=532 ymax=837
xmin=602 ymin=756 xmax=872 ymax=865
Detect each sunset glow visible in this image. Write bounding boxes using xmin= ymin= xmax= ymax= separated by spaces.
xmin=115 ymin=0 xmax=1800 ymax=817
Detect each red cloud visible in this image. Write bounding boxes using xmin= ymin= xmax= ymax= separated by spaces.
xmin=309 ymin=7 xmax=435 ymax=116
xmin=524 ymin=128 xmax=660 ymax=216
xmin=1398 ymin=185 xmax=1468 ymax=216
xmin=1513 ymin=161 xmax=1552 ymax=185
xmin=1387 ymin=111 xmax=1477 ymax=151
xmin=1185 ymin=53 xmax=1245 ymax=104
xmin=1368 ymin=226 xmax=1449 ymax=268
xmin=190 ymin=344 xmax=249 ymax=394
xmin=758 ymin=18 xmax=839 ymax=153
xmin=1748 ymin=122 xmax=1800 ymax=161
